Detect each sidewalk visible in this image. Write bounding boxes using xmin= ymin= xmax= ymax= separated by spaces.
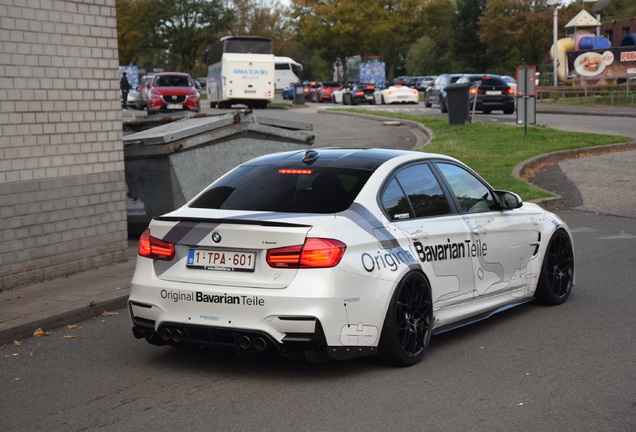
xmin=2 ymin=103 xmax=635 ymax=346
xmin=536 ymin=101 xmax=636 ymax=118
xmin=0 ymin=240 xmax=138 ymax=345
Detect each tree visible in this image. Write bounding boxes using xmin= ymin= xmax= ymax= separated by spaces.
xmin=116 ymin=0 xmax=153 ymax=65
xmin=406 ymin=0 xmax=456 ymax=75
xmin=478 ymin=0 xmax=583 ymax=74
xmin=227 ymin=0 xmax=296 ymax=55
xmin=290 ymin=0 xmax=428 ymax=82
xmin=452 ymin=0 xmax=492 ymax=72
xmin=143 ymin=0 xmax=235 ymax=72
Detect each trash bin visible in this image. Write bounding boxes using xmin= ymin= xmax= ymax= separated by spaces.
xmin=444 ymin=83 xmax=471 ymax=125
xmin=293 ymin=83 xmax=306 ymax=105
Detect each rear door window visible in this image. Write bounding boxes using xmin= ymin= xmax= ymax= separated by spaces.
xmin=381 ymin=163 xmax=452 ymax=220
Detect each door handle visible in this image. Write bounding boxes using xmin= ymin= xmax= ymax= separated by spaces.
xmin=472 ymin=226 xmax=487 ymax=236
xmin=410 ymin=230 xmax=429 ymax=240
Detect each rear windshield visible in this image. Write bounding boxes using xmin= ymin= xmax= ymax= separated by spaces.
xmin=469 ymin=76 xmax=507 ymax=86
xmin=189 ymin=165 xmax=371 ymax=213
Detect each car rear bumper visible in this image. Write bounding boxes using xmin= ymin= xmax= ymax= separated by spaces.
xmin=128 ymin=264 xmax=389 ymax=360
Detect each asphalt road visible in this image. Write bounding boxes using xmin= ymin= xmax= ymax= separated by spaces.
xmin=2 ymin=102 xmax=635 ymax=432
xmin=1 ymin=211 xmax=634 ymax=432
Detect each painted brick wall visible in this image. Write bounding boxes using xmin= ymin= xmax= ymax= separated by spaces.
xmin=0 ymin=0 xmax=128 ymax=291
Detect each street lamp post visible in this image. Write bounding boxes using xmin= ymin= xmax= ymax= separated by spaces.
xmin=547 ymin=0 xmax=562 ymax=87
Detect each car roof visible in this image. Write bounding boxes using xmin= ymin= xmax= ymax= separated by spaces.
xmin=154 ymin=72 xmax=191 ymax=77
xmin=242 ymin=148 xmax=455 ymax=171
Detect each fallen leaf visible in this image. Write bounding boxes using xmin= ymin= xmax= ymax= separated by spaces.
xmin=63 ymin=335 xmax=75 ymax=339
xmin=33 ymin=328 xmax=50 ymax=337
xmin=15 ymin=296 xmax=21 ymax=299
xmin=1 ymin=299 xmax=10 ymax=302
xmin=101 ymin=311 xmax=115 ymax=316
xmin=12 ymin=340 xmax=22 ymax=346
xmin=66 ymin=324 xmax=77 ymax=329
xmin=20 ymin=315 xmax=28 ymax=319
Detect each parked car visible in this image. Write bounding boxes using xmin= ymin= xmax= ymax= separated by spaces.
xmin=309 ymin=82 xmax=341 ymax=103
xmin=303 ymin=81 xmax=320 ymax=101
xmin=424 ymin=73 xmax=466 ymax=112
xmin=501 ymin=75 xmax=518 ymax=94
xmin=282 ymin=84 xmax=296 ymax=100
xmin=128 ymin=148 xmax=575 ymax=366
xmin=372 ymin=85 xmax=419 ymax=105
xmin=415 ymin=76 xmax=437 ymax=92
xmin=331 ymin=85 xmax=348 ymax=104
xmin=393 ymin=76 xmax=408 ymax=85
xmin=456 ymin=74 xmax=515 ymax=114
xmin=136 ymin=74 xmax=155 ymax=110
xmin=146 ymin=72 xmax=200 ymax=115
xmin=126 ymin=88 xmax=140 ymax=108
xmin=342 ymin=82 xmax=376 ymax=105
xmin=403 ymin=76 xmax=420 ymax=88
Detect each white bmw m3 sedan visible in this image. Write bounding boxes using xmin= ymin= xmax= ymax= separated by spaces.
xmin=128 ymin=148 xmax=574 ymax=366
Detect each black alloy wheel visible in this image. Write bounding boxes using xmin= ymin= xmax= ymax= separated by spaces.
xmin=535 ymin=229 xmax=574 ymax=305
xmin=379 ymin=271 xmax=433 ymax=366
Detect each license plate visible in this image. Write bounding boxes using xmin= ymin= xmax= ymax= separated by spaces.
xmin=187 ymin=249 xmax=256 ymax=272
xmin=245 ymin=90 xmax=256 ymax=94
xmin=398 ymin=96 xmax=408 ymax=99
xmin=167 ymin=103 xmax=183 ymax=109
xmin=486 ymin=91 xmax=501 ymax=95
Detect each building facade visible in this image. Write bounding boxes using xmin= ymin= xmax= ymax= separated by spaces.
xmin=0 ymin=0 xmax=128 ymax=291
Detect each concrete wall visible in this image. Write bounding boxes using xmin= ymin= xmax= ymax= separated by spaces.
xmin=0 ymin=0 xmax=128 ymax=291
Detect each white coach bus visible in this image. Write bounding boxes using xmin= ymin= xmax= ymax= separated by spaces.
xmin=203 ymin=36 xmax=275 ymax=109
xmin=274 ymin=56 xmax=303 ymax=90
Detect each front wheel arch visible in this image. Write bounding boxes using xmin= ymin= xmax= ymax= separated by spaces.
xmin=535 ymin=228 xmax=574 ymax=305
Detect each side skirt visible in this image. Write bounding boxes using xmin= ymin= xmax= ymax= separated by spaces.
xmin=432 ymin=298 xmax=534 ymax=335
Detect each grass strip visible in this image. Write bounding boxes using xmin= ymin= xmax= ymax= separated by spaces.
xmin=339 ymin=110 xmax=629 ymax=201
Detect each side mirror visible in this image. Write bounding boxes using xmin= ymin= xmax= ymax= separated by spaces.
xmin=495 ymin=190 xmax=523 ymax=210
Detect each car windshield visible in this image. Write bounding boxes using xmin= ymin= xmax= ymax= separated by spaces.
xmin=155 ymin=75 xmax=192 ymax=87
xmin=190 ymin=165 xmax=372 ymax=213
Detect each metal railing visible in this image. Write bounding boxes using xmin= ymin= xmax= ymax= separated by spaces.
xmin=536 ymin=86 xmax=636 ymax=106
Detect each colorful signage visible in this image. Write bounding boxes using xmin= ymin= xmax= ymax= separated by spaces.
xmin=566 ymin=46 xmax=636 ymax=81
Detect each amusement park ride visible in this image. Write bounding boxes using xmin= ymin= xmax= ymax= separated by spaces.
xmin=549 ymin=2 xmax=636 ymax=86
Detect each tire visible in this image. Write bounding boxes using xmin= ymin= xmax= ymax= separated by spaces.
xmin=343 ymin=94 xmax=349 ymax=105
xmin=381 ymin=95 xmax=386 ymax=105
xmin=504 ymin=107 xmax=514 ymax=114
xmin=440 ymin=96 xmax=448 ymax=113
xmin=424 ymin=94 xmax=432 ymax=108
xmin=378 ymin=271 xmax=433 ymax=366
xmin=535 ymin=229 xmax=574 ymax=305
xmin=483 ymin=109 xmax=491 ymax=114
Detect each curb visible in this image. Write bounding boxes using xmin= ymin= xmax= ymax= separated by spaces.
xmin=513 ymin=140 xmax=636 ymax=211
xmin=318 ymin=109 xmax=434 ymax=150
xmin=1 ymin=296 xmax=130 ymax=345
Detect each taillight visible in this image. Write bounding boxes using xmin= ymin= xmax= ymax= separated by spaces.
xmin=266 ymin=238 xmax=346 ymax=269
xmin=355 ymin=91 xmax=364 ymax=96
xmin=470 ymin=88 xmax=477 ymax=95
xmin=138 ymin=229 xmax=175 ymax=261
xmin=507 ymin=88 xmax=514 ymax=95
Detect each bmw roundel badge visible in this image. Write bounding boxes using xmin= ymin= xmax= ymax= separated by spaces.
xmin=212 ymin=232 xmax=222 ymax=243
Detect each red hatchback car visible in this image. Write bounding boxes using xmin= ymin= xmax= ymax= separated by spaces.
xmin=309 ymin=82 xmax=341 ymax=103
xmin=147 ymin=72 xmax=200 ymax=115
